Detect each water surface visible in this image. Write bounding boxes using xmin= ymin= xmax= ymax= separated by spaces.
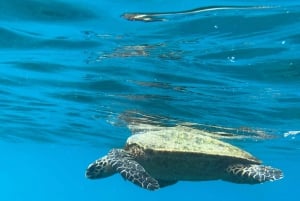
xmin=0 ymin=1 xmax=299 ymax=201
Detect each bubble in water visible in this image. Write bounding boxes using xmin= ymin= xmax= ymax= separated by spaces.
xmin=227 ymin=56 xmax=236 ymax=63
xmin=284 ymin=131 xmax=300 ymax=139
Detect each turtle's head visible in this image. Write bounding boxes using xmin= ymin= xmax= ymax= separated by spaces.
xmin=85 ymin=155 xmax=115 ymax=179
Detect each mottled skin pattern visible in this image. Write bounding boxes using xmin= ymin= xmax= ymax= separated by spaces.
xmin=86 ymin=148 xmax=159 ymax=190
xmin=86 ymin=125 xmax=283 ymax=190
xmin=225 ymin=164 xmax=283 ymax=183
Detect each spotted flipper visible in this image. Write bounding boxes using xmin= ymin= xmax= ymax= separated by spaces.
xmin=225 ymin=164 xmax=283 ymax=184
xmin=108 ymin=149 xmax=160 ymax=190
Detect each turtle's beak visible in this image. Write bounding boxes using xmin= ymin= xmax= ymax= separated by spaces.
xmin=85 ymin=158 xmax=116 ymax=179
xmin=85 ymin=163 xmax=98 ymax=179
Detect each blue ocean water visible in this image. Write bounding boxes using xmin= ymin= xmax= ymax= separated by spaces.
xmin=1 ymin=0 xmax=299 ymax=200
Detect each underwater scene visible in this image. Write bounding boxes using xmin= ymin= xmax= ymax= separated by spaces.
xmin=0 ymin=0 xmax=299 ymax=201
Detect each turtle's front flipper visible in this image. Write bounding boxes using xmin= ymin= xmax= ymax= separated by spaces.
xmin=225 ymin=164 xmax=283 ymax=184
xmin=108 ymin=149 xmax=160 ymax=190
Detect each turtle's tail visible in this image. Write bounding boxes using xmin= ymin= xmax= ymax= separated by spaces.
xmin=225 ymin=164 xmax=283 ymax=184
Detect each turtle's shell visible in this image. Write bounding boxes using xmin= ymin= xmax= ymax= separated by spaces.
xmin=125 ymin=124 xmax=262 ymax=181
xmin=126 ymin=125 xmax=259 ymax=163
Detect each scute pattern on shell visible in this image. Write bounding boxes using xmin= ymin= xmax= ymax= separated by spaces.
xmin=126 ymin=125 xmax=259 ymax=163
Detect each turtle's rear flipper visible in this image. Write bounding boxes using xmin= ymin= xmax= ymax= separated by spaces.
xmin=225 ymin=164 xmax=283 ymax=184
xmin=108 ymin=149 xmax=160 ymax=190
xmin=157 ymin=179 xmax=178 ymax=188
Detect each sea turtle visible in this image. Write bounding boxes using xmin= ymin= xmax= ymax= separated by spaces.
xmin=86 ymin=124 xmax=283 ymax=190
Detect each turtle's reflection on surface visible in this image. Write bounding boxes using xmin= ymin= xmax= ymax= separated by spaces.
xmin=122 ymin=6 xmax=275 ymax=22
